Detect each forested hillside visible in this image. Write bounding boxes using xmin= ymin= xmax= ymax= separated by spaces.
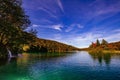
xmin=108 ymin=41 xmax=120 ymax=50
xmin=23 ymin=34 xmax=79 ymax=53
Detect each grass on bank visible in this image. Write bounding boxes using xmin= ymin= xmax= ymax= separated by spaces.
xmin=87 ymin=48 xmax=120 ymax=54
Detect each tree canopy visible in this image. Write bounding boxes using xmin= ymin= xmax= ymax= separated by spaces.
xmin=0 ymin=0 xmax=31 ymax=57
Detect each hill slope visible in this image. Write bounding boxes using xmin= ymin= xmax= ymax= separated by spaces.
xmin=107 ymin=41 xmax=120 ymax=50
xmin=23 ymin=35 xmax=79 ymax=52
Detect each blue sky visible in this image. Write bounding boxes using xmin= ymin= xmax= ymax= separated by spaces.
xmin=22 ymin=0 xmax=120 ymax=48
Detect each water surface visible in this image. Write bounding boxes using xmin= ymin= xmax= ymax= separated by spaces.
xmin=0 ymin=51 xmax=120 ymax=80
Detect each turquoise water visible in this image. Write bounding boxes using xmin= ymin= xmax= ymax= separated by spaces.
xmin=0 ymin=51 xmax=120 ymax=80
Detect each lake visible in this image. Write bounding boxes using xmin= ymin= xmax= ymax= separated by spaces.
xmin=0 ymin=51 xmax=120 ymax=80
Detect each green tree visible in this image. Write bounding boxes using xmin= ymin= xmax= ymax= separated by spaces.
xmin=0 ymin=0 xmax=31 ymax=57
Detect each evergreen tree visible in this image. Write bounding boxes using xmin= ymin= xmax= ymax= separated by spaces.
xmin=101 ymin=39 xmax=108 ymax=45
xmin=96 ymin=39 xmax=100 ymax=46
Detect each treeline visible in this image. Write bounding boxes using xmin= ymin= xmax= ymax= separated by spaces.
xmin=89 ymin=39 xmax=108 ymax=49
xmin=23 ymin=36 xmax=79 ymax=53
xmin=88 ymin=39 xmax=120 ymax=51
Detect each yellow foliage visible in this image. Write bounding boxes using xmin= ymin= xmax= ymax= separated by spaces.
xmin=23 ymin=45 xmax=30 ymax=51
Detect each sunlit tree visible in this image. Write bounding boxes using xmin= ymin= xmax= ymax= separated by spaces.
xmin=0 ymin=0 xmax=31 ymax=57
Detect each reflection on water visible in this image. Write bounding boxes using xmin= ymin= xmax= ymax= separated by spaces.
xmin=89 ymin=52 xmax=120 ymax=66
xmin=89 ymin=53 xmax=111 ymax=65
xmin=0 ymin=51 xmax=120 ymax=80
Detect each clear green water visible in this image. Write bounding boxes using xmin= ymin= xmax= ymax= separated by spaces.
xmin=0 ymin=51 xmax=120 ymax=80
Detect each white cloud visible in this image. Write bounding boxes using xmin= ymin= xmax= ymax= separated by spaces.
xmin=32 ymin=24 xmax=40 ymax=27
xmin=51 ymin=24 xmax=63 ymax=31
xmin=31 ymin=24 xmax=64 ymax=31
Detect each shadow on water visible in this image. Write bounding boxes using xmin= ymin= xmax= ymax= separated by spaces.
xmin=0 ymin=58 xmax=8 ymax=66
xmin=0 ymin=57 xmax=17 ymax=66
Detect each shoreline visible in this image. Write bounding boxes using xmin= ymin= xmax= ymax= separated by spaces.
xmin=88 ymin=50 xmax=120 ymax=54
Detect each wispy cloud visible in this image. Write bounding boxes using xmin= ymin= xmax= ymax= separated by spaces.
xmin=51 ymin=24 xmax=63 ymax=31
xmin=27 ymin=0 xmax=64 ymax=14
xmin=31 ymin=24 xmax=63 ymax=31
xmin=90 ymin=0 xmax=120 ymax=14
xmin=65 ymin=24 xmax=84 ymax=32
xmin=81 ymin=0 xmax=120 ymax=24
xmin=57 ymin=0 xmax=64 ymax=13
xmin=113 ymin=29 xmax=120 ymax=33
xmin=32 ymin=24 xmax=40 ymax=27
xmin=38 ymin=7 xmax=58 ymax=18
xmin=95 ymin=2 xmax=120 ymax=16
